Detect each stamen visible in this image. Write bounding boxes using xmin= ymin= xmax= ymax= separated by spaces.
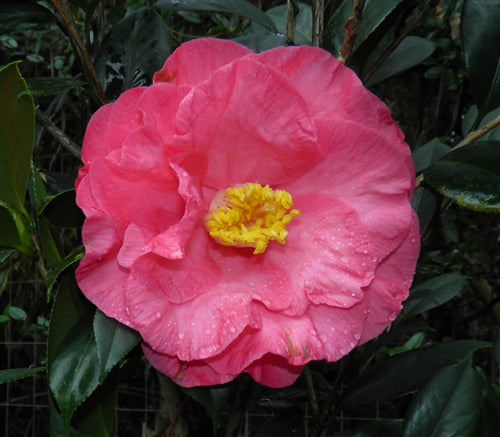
xmin=206 ymin=183 xmax=301 ymax=255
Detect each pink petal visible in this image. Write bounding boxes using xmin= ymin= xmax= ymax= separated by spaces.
xmin=173 ymin=56 xmax=323 ymax=188
xmin=76 ymin=216 xmax=130 ymax=324
xmin=153 ymin=38 xmax=252 ymax=86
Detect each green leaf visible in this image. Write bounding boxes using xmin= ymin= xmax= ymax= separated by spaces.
xmin=93 ymin=310 xmax=140 ymax=382
xmin=41 ymin=188 xmax=84 ymax=228
xmin=402 ymin=357 xmax=481 ymax=437
xmin=341 ymin=340 xmax=490 ymax=407
xmin=48 ymin=274 xmax=99 ymax=429
xmin=233 ymin=33 xmax=289 ymax=52
xmin=475 ymin=368 xmax=500 ymax=436
xmin=8 ymin=305 xmax=27 ymax=321
xmin=412 ymin=138 xmax=451 ymax=173
xmin=324 ymin=0 xmax=407 ymax=56
xmin=154 ymin=0 xmax=277 ymax=32
xmin=333 ymin=420 xmax=404 ymax=437
xmin=0 ymin=366 xmax=45 ymax=384
xmin=366 ymin=36 xmax=435 ymax=86
xmin=46 ymin=248 xmax=84 ymax=301
xmin=424 ymin=141 xmax=500 ymax=212
xmin=397 ymin=273 xmax=467 ymax=324
xmin=0 ymin=203 xmax=36 ymax=256
xmin=461 ymin=0 xmax=500 ymax=117
xmin=26 ymin=77 xmax=82 ymax=97
xmin=0 ymin=62 xmax=35 ymax=210
xmin=0 ymin=0 xmax=54 ymax=32
xmin=249 ymin=3 xmax=312 ymax=45
xmin=95 ymin=7 xmax=172 ymax=95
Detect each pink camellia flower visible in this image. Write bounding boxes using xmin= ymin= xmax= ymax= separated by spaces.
xmin=75 ymin=38 xmax=420 ymax=388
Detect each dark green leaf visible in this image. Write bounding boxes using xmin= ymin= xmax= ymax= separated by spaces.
xmin=341 ymin=340 xmax=490 ymax=407
xmin=462 ymin=0 xmax=500 ymax=117
xmin=324 ymin=0 xmax=406 ymax=56
xmin=49 ymin=395 xmax=88 ymax=437
xmin=93 ymin=310 xmax=140 ymax=382
xmin=26 ymin=77 xmax=82 ymax=97
xmin=397 ymin=273 xmax=467 ymax=324
xmin=0 ymin=62 xmax=35 ymax=210
xmin=41 ymin=188 xmax=84 ymax=228
xmin=249 ymin=3 xmax=311 ymax=45
xmin=411 ymin=187 xmax=437 ymax=230
xmin=412 ymin=138 xmax=451 ymax=173
xmin=366 ymin=36 xmax=435 ymax=86
xmin=402 ymin=357 xmax=481 ymax=437
xmin=0 ymin=366 xmax=45 ymax=384
xmin=8 ymin=305 xmax=27 ymax=321
xmin=233 ymin=33 xmax=290 ymax=52
xmin=154 ymin=0 xmax=277 ymax=32
xmin=475 ymin=368 xmax=500 ymax=436
xmin=0 ymin=0 xmax=54 ymax=32
xmin=333 ymin=420 xmax=404 ymax=437
xmin=48 ymin=274 xmax=99 ymax=429
xmin=96 ymin=7 xmax=172 ymax=95
xmin=0 ymin=204 xmax=36 ymax=257
xmin=424 ymin=141 xmax=500 ymax=212
xmin=46 ymin=248 xmax=84 ymax=301
xmin=0 ymin=249 xmax=14 ymax=262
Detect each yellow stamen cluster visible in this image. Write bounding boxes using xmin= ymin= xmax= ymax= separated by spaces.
xmin=206 ymin=183 xmax=301 ymax=255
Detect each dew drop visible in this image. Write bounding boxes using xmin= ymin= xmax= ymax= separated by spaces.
xmin=178 ymin=332 xmax=185 ymax=339
xmin=354 ymin=332 xmax=361 ymax=340
xmin=155 ymin=312 xmax=161 ymax=319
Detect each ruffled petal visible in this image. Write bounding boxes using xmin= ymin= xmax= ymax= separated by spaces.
xmin=153 ymin=38 xmax=252 ymax=86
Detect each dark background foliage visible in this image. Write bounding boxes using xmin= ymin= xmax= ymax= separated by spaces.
xmin=0 ymin=1 xmax=499 ymax=436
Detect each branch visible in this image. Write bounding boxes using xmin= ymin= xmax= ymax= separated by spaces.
xmin=338 ymin=0 xmax=366 ymax=64
xmin=312 ymin=0 xmax=325 ymax=47
xmin=49 ymin=0 xmax=106 ymax=105
xmin=286 ymin=0 xmax=299 ymax=42
xmin=452 ymin=113 xmax=500 ymax=150
xmin=36 ymin=109 xmax=81 ymax=159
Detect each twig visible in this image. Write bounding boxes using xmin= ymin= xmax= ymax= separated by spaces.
xmin=338 ymin=0 xmax=366 ymax=64
xmin=36 ymin=109 xmax=81 ymax=159
xmin=304 ymin=366 xmax=320 ymax=416
xmin=312 ymin=0 xmax=324 ymax=47
xmin=363 ymin=3 xmax=432 ymax=83
xmin=286 ymin=0 xmax=299 ymax=42
xmin=49 ymin=0 xmax=106 ymax=105
xmin=452 ymin=113 xmax=500 ymax=150
xmin=415 ymin=112 xmax=500 ymax=192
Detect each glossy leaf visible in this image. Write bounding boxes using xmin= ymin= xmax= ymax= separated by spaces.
xmin=412 ymin=138 xmax=450 ymax=173
xmin=462 ymin=0 xmax=500 ymax=117
xmin=424 ymin=141 xmax=500 ymax=212
xmin=366 ymin=36 xmax=435 ymax=86
xmin=397 ymin=273 xmax=467 ymax=324
xmin=0 ymin=203 xmax=36 ymax=256
xmin=0 ymin=0 xmax=54 ymax=32
xmin=324 ymin=0 xmax=406 ymax=56
xmin=27 ymin=77 xmax=82 ymax=97
xmin=249 ymin=3 xmax=312 ymax=45
xmin=0 ymin=62 xmax=35 ymax=210
xmin=402 ymin=357 xmax=481 ymax=437
xmin=333 ymin=420 xmax=404 ymax=437
xmin=462 ymin=105 xmax=500 ymax=140
xmin=0 ymin=366 xmax=45 ymax=384
xmin=341 ymin=340 xmax=490 ymax=407
xmin=46 ymin=248 xmax=84 ymax=301
xmin=41 ymin=188 xmax=84 ymax=228
xmin=154 ymin=0 xmax=277 ymax=32
xmin=233 ymin=33 xmax=289 ymax=52
xmin=93 ymin=310 xmax=140 ymax=382
xmin=48 ymin=274 xmax=99 ymax=429
xmin=95 ymin=7 xmax=172 ymax=95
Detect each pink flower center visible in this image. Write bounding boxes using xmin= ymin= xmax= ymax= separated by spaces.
xmin=206 ymin=183 xmax=301 ymax=255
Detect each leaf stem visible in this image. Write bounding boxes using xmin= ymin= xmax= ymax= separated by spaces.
xmin=338 ymin=0 xmax=366 ymax=64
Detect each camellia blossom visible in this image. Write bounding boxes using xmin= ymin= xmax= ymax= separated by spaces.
xmin=75 ymin=38 xmax=420 ymax=388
